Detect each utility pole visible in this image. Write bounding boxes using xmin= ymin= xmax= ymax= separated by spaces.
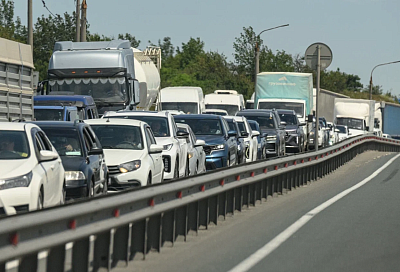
xmin=27 ymin=0 xmax=33 ymax=51
xmin=80 ymin=0 xmax=87 ymax=42
xmin=315 ymin=45 xmax=321 ymax=151
xmin=75 ymin=0 xmax=80 ymax=42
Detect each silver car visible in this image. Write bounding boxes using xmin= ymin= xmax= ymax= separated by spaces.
xmin=176 ymin=123 xmax=206 ymax=176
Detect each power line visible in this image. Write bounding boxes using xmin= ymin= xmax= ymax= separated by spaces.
xmin=41 ymin=0 xmax=56 ymax=17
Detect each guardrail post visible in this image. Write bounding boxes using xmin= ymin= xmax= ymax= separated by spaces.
xmin=47 ymin=244 xmax=66 ymax=272
xmin=72 ymin=236 xmax=90 ymax=271
xmin=93 ymin=230 xmax=113 ymax=270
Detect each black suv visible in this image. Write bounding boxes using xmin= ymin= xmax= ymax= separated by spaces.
xmin=31 ymin=121 xmax=108 ymax=199
xmin=236 ymin=109 xmax=286 ymax=157
xmin=277 ymin=109 xmax=306 ymax=153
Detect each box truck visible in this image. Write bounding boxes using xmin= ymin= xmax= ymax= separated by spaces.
xmin=157 ymin=87 xmax=205 ymax=114
xmin=204 ymin=90 xmax=244 ymax=116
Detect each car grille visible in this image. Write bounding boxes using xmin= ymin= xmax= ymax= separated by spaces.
xmin=0 ymin=207 xmax=5 ymax=215
xmin=206 ymin=161 xmax=217 ymax=170
xmin=203 ymin=146 xmax=212 ymax=155
xmin=163 ymin=155 xmax=171 ymax=172
xmin=266 ymin=143 xmax=275 ymax=150
xmin=108 ymin=165 xmax=121 ymax=175
xmin=14 ymin=205 xmax=29 ymax=214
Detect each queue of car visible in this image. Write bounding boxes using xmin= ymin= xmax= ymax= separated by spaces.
xmin=1 ymin=96 xmax=355 ymax=217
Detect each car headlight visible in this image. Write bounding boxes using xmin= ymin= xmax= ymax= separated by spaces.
xmin=267 ymin=135 xmax=276 ymax=141
xmin=0 ymin=171 xmax=33 ymax=190
xmin=65 ymin=171 xmax=86 ymax=181
xmin=238 ymin=144 xmax=241 ymax=151
xmin=211 ymin=144 xmax=225 ymax=151
xmin=163 ymin=143 xmax=173 ymax=151
xmin=309 ymin=132 xmax=315 ymax=137
xmin=119 ymin=160 xmax=141 ymax=173
xmin=188 ymin=152 xmax=194 ymax=159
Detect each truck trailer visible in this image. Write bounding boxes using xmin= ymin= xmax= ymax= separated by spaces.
xmin=0 ymin=38 xmax=35 ymax=122
xmin=374 ymin=101 xmax=400 ymax=136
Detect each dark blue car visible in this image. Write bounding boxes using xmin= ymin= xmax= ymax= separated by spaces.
xmin=174 ymin=114 xmax=238 ymax=170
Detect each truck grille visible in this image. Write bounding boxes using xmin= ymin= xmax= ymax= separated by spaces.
xmin=108 ymin=165 xmax=121 ymax=175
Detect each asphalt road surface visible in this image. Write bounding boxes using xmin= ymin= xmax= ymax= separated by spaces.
xmin=113 ymin=151 xmax=400 ymax=272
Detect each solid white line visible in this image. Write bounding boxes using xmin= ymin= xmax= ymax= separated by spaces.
xmin=228 ymin=153 xmax=400 ymax=272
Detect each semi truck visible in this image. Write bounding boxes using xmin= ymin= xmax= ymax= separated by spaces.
xmin=42 ymin=40 xmax=141 ymax=115
xmin=0 ymin=38 xmax=35 ymax=122
xmin=157 ymin=87 xmax=205 ymax=114
xmin=374 ymin=101 xmax=400 ymax=136
xmin=333 ymin=98 xmax=375 ymax=136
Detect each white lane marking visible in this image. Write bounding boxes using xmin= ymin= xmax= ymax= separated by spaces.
xmin=228 ymin=153 xmax=400 ymax=272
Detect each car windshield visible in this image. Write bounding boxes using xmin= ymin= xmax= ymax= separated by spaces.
xmin=336 ymin=126 xmax=347 ymax=134
xmin=175 ymin=118 xmax=223 ymax=135
xmin=205 ymin=104 xmax=239 ymax=116
xmin=336 ymin=118 xmax=364 ymax=130
xmin=42 ymin=128 xmax=83 ymax=156
xmin=278 ymin=113 xmax=298 ymax=125
xmin=34 ymin=109 xmax=64 ymax=121
xmin=107 ymin=116 xmax=170 ymax=137
xmin=239 ymin=115 xmax=276 ymax=130
xmin=91 ymin=125 xmax=143 ymax=150
xmin=0 ymin=131 xmax=30 ymax=159
xmin=161 ymin=102 xmax=198 ymax=114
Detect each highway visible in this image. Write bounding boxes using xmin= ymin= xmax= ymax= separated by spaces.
xmin=113 ymin=151 xmax=400 ymax=272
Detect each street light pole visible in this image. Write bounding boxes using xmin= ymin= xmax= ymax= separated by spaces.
xmin=254 ymin=24 xmax=289 ymax=89
xmin=369 ymin=60 xmax=400 ymax=100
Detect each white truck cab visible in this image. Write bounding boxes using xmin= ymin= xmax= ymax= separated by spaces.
xmin=204 ymin=90 xmax=245 ymax=116
xmin=157 ymin=87 xmax=205 ymax=114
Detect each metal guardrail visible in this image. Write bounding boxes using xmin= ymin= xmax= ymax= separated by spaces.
xmin=0 ymin=135 xmax=399 ymax=272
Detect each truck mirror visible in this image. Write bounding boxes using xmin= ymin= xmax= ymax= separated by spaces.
xmin=307 ymin=114 xmax=313 ymax=123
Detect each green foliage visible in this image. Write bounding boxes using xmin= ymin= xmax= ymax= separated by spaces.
xmin=118 ymin=33 xmax=140 ymax=48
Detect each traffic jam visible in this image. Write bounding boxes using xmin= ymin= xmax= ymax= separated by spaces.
xmin=0 ymin=38 xmax=348 ymax=216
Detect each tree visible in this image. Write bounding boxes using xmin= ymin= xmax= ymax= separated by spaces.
xmin=149 ymin=37 xmax=175 ymax=60
xmin=0 ymin=0 xmax=26 ymax=42
xmin=118 ymin=33 xmax=140 ymax=48
xmin=177 ymin=37 xmax=205 ymax=68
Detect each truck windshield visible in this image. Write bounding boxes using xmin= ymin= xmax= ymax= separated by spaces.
xmin=48 ymin=77 xmax=127 ymax=104
xmin=336 ymin=118 xmax=364 ymax=130
xmin=34 ymin=109 xmax=64 ymax=121
xmin=205 ymin=104 xmax=239 ymax=116
xmin=258 ymin=102 xmax=304 ymax=117
xmin=336 ymin=126 xmax=347 ymax=134
xmin=161 ymin=102 xmax=198 ymax=114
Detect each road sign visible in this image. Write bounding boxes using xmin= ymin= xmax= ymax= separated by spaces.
xmin=305 ymin=43 xmax=333 ymax=71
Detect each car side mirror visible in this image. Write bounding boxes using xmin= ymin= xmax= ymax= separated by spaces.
xmin=252 ymin=130 xmax=260 ymax=137
xmin=280 ymin=121 xmax=287 ymax=126
xmin=149 ymin=144 xmax=163 ymax=154
xmin=194 ymin=139 xmax=205 ymax=147
xmin=365 ymin=126 xmax=369 ymax=131
xmin=348 ymin=132 xmax=352 ymax=136
xmin=39 ymin=150 xmax=59 ymax=162
xmin=228 ymin=130 xmax=237 ymax=137
xmin=240 ymin=131 xmax=249 ymax=137
xmin=177 ymin=130 xmax=189 ymax=139
xmin=334 ymin=129 xmax=340 ymax=133
xmin=88 ymin=146 xmax=103 ymax=155
xmin=307 ymin=114 xmax=314 ymax=123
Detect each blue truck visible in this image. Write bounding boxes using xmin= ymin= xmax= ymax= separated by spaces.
xmin=375 ymin=101 xmax=400 ymax=136
xmin=34 ymin=105 xmax=79 ymax=121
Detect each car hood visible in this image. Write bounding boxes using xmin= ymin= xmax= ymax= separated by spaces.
xmin=195 ymin=135 xmax=225 ymax=145
xmin=285 ymin=125 xmax=299 ymax=131
xmin=103 ymin=149 xmax=145 ymax=165
xmin=60 ymin=156 xmax=86 ymax=172
xmin=0 ymin=159 xmax=35 ymax=179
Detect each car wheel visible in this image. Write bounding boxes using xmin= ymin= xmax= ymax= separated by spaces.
xmin=185 ymin=160 xmax=190 ymax=176
xmin=195 ymin=161 xmax=199 ymax=174
xmin=60 ymin=182 xmax=66 ymax=205
xmin=147 ymin=174 xmax=152 ymax=186
xmin=103 ymin=176 xmax=108 ymax=195
xmin=173 ymin=160 xmax=179 ymax=179
xmin=89 ymin=180 xmax=94 ymax=198
xmin=227 ymin=155 xmax=231 ymax=167
xmin=37 ymin=189 xmax=44 ymax=210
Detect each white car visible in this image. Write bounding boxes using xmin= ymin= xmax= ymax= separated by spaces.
xmin=176 ymin=123 xmax=207 ymax=176
xmin=0 ymin=123 xmax=65 ymax=215
xmin=103 ymin=111 xmax=189 ymax=180
xmin=85 ymin=119 xmax=164 ymax=188
xmin=336 ymin=125 xmax=350 ymax=142
xmin=327 ymin=122 xmax=340 ymax=146
xmin=228 ymin=116 xmax=259 ymax=163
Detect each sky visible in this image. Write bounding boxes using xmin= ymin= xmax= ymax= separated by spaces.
xmin=14 ymin=0 xmax=400 ymax=95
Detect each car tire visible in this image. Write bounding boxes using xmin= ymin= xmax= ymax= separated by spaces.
xmin=103 ymin=176 xmax=108 ymax=195
xmin=185 ymin=160 xmax=190 ymax=176
xmin=37 ymin=189 xmax=44 ymax=210
xmin=89 ymin=179 xmax=94 ymax=198
xmin=173 ymin=160 xmax=179 ymax=179
xmin=147 ymin=173 xmax=152 ymax=186
xmin=60 ymin=182 xmax=66 ymax=205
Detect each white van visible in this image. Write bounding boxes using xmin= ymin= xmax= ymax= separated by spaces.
xmin=157 ymin=87 xmax=205 ymax=114
xmin=204 ymin=90 xmax=245 ymax=116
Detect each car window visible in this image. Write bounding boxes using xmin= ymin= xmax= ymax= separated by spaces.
xmin=42 ymin=128 xmax=83 ymax=156
xmin=0 ymin=131 xmax=30 ymax=159
xmin=38 ymin=131 xmax=52 ymax=151
xmin=144 ymin=128 xmax=153 ymax=149
xmin=107 ymin=116 xmax=170 ymax=137
xmin=237 ymin=122 xmax=247 ymax=133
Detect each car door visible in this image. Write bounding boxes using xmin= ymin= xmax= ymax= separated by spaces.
xmin=172 ymin=118 xmax=187 ymax=175
xmin=192 ymin=131 xmax=206 ymax=173
xmin=35 ymin=130 xmax=63 ymax=207
xmin=82 ymin=127 xmax=102 ymax=192
xmin=222 ymin=118 xmax=237 ymax=164
xmin=145 ymin=126 xmax=162 ymax=182
xmin=85 ymin=126 xmax=105 ymax=186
